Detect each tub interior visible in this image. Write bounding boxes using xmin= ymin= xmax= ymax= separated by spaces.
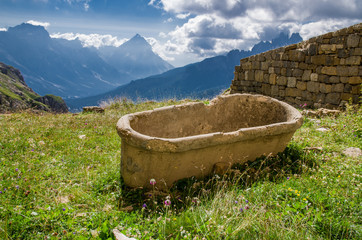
xmin=130 ymin=96 xmax=288 ymax=138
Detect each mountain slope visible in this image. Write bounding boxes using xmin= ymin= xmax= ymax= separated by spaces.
xmin=0 ymin=62 xmax=68 ymax=113
xmin=98 ymin=34 xmax=174 ymax=79
xmin=67 ymin=32 xmax=303 ymax=110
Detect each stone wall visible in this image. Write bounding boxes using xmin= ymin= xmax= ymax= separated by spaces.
xmin=230 ymin=23 xmax=362 ymax=109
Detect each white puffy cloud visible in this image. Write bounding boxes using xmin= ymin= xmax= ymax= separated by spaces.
xmin=26 ymin=20 xmax=50 ymax=28
xmin=298 ymin=19 xmax=360 ymax=39
xmin=159 ymin=32 xmax=168 ymax=38
xmin=152 ymin=0 xmax=361 ymax=20
xmin=152 ymin=0 xmax=247 ymax=18
xmin=63 ymin=0 xmax=91 ymax=11
xmin=165 ymin=18 xmax=173 ymax=23
xmin=174 ymin=15 xmax=242 ymax=39
xmin=277 ymin=19 xmax=362 ymax=40
xmin=164 ymin=14 xmax=253 ymax=57
xmin=50 ymin=32 xmax=128 ymax=48
xmin=176 ymin=13 xmax=190 ymax=19
xmin=246 ymin=8 xmax=275 ymax=22
xmin=149 ymin=0 xmax=362 ymax=60
xmin=145 ymin=37 xmax=175 ymax=61
xmin=84 ymin=2 xmax=90 ymax=11
xmin=0 ymin=28 xmax=7 ymax=31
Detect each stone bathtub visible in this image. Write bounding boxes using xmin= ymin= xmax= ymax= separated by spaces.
xmin=116 ymin=94 xmax=303 ymax=189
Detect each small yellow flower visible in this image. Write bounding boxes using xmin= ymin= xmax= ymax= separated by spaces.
xmin=303 ymin=198 xmax=307 ymax=201
xmin=295 ymin=190 xmax=298 ymax=194
xmin=173 ymin=218 xmax=177 ymax=221
xmin=297 ymin=194 xmax=300 ymax=196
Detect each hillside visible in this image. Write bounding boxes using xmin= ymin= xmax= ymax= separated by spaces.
xmin=67 ymin=32 xmax=303 ymax=110
xmin=0 ymin=62 xmax=68 ymax=113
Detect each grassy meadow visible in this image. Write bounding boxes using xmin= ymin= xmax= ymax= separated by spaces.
xmin=0 ymin=98 xmax=361 ymax=239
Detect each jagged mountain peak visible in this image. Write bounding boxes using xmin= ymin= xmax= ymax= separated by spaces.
xmin=100 ymin=33 xmax=174 ymax=79
xmin=132 ymin=33 xmax=142 ymax=39
xmin=252 ymin=32 xmax=302 ymax=54
xmin=8 ymin=23 xmax=50 ymax=39
xmin=271 ymin=32 xmax=302 ymax=46
xmin=120 ymin=33 xmax=152 ymax=51
xmin=290 ymin=33 xmax=303 ymax=42
xmin=9 ymin=22 xmax=44 ymax=31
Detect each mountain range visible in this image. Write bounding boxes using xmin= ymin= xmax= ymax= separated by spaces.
xmin=0 ymin=23 xmax=173 ymax=99
xmin=67 ymin=32 xmax=302 ymax=110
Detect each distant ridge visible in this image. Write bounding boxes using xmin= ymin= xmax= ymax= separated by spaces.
xmin=67 ymin=32 xmax=303 ymax=110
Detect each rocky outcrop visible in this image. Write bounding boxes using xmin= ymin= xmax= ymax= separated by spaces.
xmin=35 ymin=95 xmax=69 ymax=113
xmin=82 ymin=106 xmax=105 ymax=113
xmin=0 ymin=62 xmax=68 ymax=113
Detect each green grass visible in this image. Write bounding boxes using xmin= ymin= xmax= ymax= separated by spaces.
xmin=0 ymin=85 xmax=22 ymax=100
xmin=13 ymin=83 xmax=39 ymax=100
xmin=43 ymin=94 xmax=65 ymax=104
xmin=0 ymin=98 xmax=361 ymax=239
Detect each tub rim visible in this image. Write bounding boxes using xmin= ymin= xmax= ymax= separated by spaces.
xmin=116 ymin=94 xmax=303 ymax=153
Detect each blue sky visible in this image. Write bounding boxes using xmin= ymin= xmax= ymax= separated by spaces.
xmin=1 ymin=0 xmax=361 ymax=67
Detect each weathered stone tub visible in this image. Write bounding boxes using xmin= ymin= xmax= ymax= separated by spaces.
xmin=116 ymin=94 xmax=303 ymax=189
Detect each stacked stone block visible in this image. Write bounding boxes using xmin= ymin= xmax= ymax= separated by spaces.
xmin=231 ymin=23 xmax=362 ymax=108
